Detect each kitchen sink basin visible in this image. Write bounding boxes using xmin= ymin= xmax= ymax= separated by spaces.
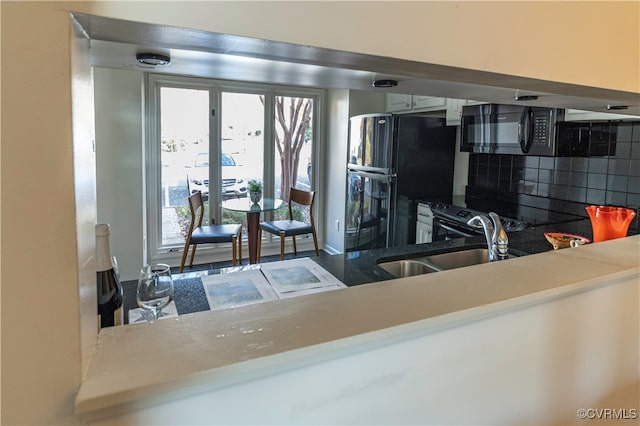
xmin=378 ymin=259 xmax=439 ymax=277
xmin=378 ymin=248 xmax=517 ymax=278
xmin=425 ymin=248 xmax=492 ymax=270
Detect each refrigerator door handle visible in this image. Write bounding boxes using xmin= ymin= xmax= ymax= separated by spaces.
xmin=348 ymin=170 xmax=393 ymax=182
xmin=347 ymin=164 xmax=391 ymax=175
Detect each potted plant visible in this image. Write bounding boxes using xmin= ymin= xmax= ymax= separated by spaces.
xmin=248 ymin=179 xmax=262 ymax=203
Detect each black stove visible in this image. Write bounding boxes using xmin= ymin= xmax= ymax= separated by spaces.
xmin=427 ymin=201 xmax=529 ymax=233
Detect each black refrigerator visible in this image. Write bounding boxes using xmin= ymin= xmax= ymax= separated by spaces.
xmin=345 ymin=113 xmax=456 ymax=251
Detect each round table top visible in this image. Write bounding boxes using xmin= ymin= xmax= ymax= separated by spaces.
xmin=221 ymin=197 xmax=283 ymax=213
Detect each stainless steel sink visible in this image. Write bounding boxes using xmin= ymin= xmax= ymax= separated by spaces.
xmin=378 ymin=248 xmax=517 ymax=278
xmin=378 ymin=259 xmax=439 ymax=277
xmin=425 ymin=248 xmax=491 ymax=270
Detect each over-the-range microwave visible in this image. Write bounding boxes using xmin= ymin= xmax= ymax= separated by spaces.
xmin=460 ymin=103 xmax=564 ymax=156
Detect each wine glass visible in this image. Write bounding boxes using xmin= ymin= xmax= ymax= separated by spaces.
xmin=137 ymin=264 xmax=174 ymax=320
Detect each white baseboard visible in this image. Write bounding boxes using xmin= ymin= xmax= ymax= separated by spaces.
xmin=322 ymin=244 xmax=342 ymax=255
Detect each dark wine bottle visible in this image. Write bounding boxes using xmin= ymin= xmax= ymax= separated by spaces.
xmin=96 ymin=223 xmax=123 ymax=328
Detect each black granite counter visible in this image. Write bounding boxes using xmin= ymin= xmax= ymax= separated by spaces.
xmin=314 ymin=236 xmax=494 ymax=285
xmin=122 ymin=216 xmax=636 ymax=323
xmin=121 ymin=238 xmax=497 ymax=322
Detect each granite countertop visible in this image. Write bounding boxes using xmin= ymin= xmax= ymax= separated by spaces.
xmin=315 ymin=217 xmax=606 ymax=286
xmin=121 ymin=239 xmax=489 ymax=321
xmin=123 ymin=217 xmax=632 ymax=321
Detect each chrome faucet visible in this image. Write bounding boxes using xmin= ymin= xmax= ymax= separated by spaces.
xmin=467 ymin=212 xmax=509 ymax=261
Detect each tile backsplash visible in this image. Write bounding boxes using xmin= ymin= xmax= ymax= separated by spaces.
xmin=467 ymin=121 xmax=640 ymax=208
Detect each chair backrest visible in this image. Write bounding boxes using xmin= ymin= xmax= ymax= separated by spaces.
xmin=288 ymin=188 xmax=315 ymax=227
xmin=187 ymin=191 xmax=205 ymax=234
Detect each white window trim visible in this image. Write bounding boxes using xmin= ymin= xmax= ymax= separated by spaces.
xmin=145 ymin=74 xmax=326 ymax=266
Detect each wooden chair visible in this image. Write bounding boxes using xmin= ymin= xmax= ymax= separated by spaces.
xmin=257 ymin=188 xmax=319 ymax=261
xmin=180 ymin=191 xmax=242 ymax=272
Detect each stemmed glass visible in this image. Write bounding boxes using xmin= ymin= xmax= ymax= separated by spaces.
xmin=137 ymin=264 xmax=174 ymax=321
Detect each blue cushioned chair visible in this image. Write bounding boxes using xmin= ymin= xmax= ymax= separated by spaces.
xmin=180 ymin=191 xmax=242 ymax=272
xmin=257 ymin=187 xmax=319 ymax=261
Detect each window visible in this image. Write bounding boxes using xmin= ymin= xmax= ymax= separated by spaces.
xmin=272 ymin=95 xmax=315 ymax=220
xmin=219 ymin=92 xmax=265 ymax=228
xmin=146 ymin=75 xmax=323 ymax=264
xmin=158 ymin=86 xmax=210 ymax=247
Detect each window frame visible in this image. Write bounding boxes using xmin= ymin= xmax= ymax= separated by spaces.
xmin=145 ymin=74 xmax=325 ymax=265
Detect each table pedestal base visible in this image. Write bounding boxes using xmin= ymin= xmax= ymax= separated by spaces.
xmin=246 ymin=211 xmax=261 ymax=264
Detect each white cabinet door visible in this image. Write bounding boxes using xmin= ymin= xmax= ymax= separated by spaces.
xmin=564 ymin=109 xmax=637 ymax=122
xmin=416 ymin=222 xmax=433 ymax=244
xmin=446 ymin=98 xmax=465 ymax=126
xmin=386 ymin=94 xmax=412 ymax=112
xmin=386 ymin=94 xmax=446 ymax=113
xmin=412 ymin=96 xmax=446 ymax=110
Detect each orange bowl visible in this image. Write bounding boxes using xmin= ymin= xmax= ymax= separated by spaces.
xmin=544 ymin=232 xmax=590 ymax=250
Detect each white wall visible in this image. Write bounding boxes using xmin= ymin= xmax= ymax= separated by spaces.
xmin=94 ymin=68 xmax=145 ymax=280
xmin=348 ymin=90 xmax=386 ymax=117
xmin=86 ymin=1 xmax=639 ymax=94
xmin=2 ymin=2 xmax=638 ymax=425
xmin=323 ymin=90 xmax=386 ymax=254
xmin=323 ymin=89 xmax=350 ymax=254
xmin=70 ymin=15 xmax=99 ymax=388
xmin=92 ymin=273 xmax=639 ymax=425
xmin=2 ymin=4 xmax=95 ymax=424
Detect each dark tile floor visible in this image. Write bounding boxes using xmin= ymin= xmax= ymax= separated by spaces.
xmin=172 ymin=249 xmax=327 ymax=274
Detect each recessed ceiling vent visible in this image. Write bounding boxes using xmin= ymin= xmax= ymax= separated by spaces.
xmin=136 ymin=52 xmax=171 ymax=66
xmin=372 ymin=79 xmax=398 ymax=88
xmin=514 ymin=95 xmax=538 ymax=101
xmin=606 ymin=105 xmax=628 ymax=111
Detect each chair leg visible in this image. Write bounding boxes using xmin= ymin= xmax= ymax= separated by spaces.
xmin=189 ymin=243 xmax=197 ymax=267
xmin=292 ymin=235 xmax=297 ymax=255
xmin=279 ymin=231 xmax=285 ymax=261
xmin=312 ymin=230 xmax=319 ymax=256
xmin=180 ymin=236 xmax=192 ymax=273
xmin=232 ymin=236 xmax=237 ymax=266
xmin=238 ymin=232 xmax=242 ymax=264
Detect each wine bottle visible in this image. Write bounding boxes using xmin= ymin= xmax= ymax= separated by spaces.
xmin=96 ymin=223 xmax=123 ymax=328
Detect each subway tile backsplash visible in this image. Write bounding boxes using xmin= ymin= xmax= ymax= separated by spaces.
xmin=468 ymin=121 xmax=640 ymax=208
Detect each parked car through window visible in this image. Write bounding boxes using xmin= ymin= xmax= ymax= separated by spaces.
xmin=187 ymin=152 xmax=247 ymax=200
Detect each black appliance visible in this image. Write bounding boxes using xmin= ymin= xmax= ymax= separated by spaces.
xmin=461 ymin=104 xmax=564 ymax=156
xmin=345 ymin=113 xmax=456 ymax=251
xmin=426 ymin=201 xmax=529 ymax=241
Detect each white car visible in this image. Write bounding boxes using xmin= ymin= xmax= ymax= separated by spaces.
xmin=187 ymin=153 xmax=247 ymax=200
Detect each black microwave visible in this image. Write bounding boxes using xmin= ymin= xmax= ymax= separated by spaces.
xmin=460 ymin=104 xmax=564 ymax=156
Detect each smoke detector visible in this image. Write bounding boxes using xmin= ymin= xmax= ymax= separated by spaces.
xmin=372 ymin=79 xmax=398 ymax=88
xmin=136 ymin=53 xmax=171 ymax=66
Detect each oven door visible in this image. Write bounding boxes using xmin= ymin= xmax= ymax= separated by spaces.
xmin=433 ymin=216 xmax=480 ymax=241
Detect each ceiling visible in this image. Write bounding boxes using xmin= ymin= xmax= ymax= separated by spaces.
xmin=75 ymin=13 xmax=640 ymax=117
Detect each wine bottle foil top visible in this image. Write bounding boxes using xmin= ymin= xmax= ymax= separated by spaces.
xmin=95 ymin=223 xmax=111 ymax=236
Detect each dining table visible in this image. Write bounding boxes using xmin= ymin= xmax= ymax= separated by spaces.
xmin=222 ymin=197 xmax=283 ymax=264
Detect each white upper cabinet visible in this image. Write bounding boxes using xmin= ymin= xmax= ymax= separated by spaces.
xmin=386 ymin=93 xmax=493 ymax=125
xmin=386 ymin=94 xmax=446 ymax=113
xmin=445 ymin=98 xmax=465 ymax=126
xmin=412 ymin=96 xmax=446 ymax=110
xmin=386 ymin=93 xmax=413 ymax=112
xmin=563 ymin=109 xmax=638 ymax=122
xmin=445 ymin=99 xmax=485 ymax=125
